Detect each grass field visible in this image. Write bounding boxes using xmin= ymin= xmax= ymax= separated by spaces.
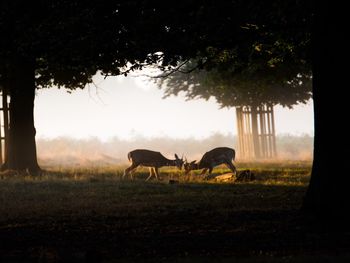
xmin=0 ymin=162 xmax=349 ymax=262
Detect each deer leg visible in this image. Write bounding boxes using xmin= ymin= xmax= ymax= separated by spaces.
xmin=130 ymin=168 xmax=137 ymax=180
xmin=200 ymin=168 xmax=208 ymax=176
xmin=203 ymin=167 xmax=214 ymax=180
xmin=122 ymin=168 xmax=129 ymax=179
xmin=226 ymin=161 xmax=237 ymax=175
xmin=154 ymin=167 xmax=161 ymax=181
xmin=146 ymin=167 xmax=155 ymax=181
xmin=123 ymin=163 xmax=138 ymax=180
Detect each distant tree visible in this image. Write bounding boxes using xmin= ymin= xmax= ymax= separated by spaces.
xmin=156 ymin=57 xmax=312 ymax=108
xmin=154 ymin=1 xmax=312 ymax=108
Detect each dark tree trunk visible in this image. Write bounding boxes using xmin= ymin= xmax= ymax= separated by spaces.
xmin=1 ymin=57 xmax=40 ymax=174
xmin=302 ymin=2 xmax=347 ymax=218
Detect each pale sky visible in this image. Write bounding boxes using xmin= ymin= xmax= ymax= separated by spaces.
xmin=34 ymin=73 xmax=314 ymax=141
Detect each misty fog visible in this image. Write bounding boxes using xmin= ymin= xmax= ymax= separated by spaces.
xmin=36 ymin=133 xmax=313 ymax=168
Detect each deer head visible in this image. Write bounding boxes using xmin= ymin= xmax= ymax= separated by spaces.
xmin=183 ymin=160 xmax=197 ymax=174
xmin=174 ymin=154 xmax=184 ymax=170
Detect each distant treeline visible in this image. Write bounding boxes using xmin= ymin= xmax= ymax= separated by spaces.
xmin=37 ymin=133 xmax=313 ymax=168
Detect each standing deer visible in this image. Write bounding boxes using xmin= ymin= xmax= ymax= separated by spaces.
xmin=184 ymin=147 xmax=237 ymax=176
xmin=123 ymin=149 xmax=184 ymax=181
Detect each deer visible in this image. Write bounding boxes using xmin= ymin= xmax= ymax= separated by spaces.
xmin=184 ymin=147 xmax=237 ymax=177
xmin=123 ymin=149 xmax=184 ymax=181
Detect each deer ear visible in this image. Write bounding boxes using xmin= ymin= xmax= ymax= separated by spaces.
xmin=191 ymin=160 xmax=196 ymax=164
xmin=175 ymin=154 xmax=179 ymax=159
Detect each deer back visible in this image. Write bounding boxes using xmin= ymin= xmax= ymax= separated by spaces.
xmin=198 ymin=147 xmax=235 ymax=168
xmin=128 ymin=149 xmax=169 ymax=167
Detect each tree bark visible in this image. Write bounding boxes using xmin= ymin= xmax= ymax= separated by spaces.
xmin=1 ymin=57 xmax=40 ymax=174
xmin=302 ymin=2 xmax=347 ymax=218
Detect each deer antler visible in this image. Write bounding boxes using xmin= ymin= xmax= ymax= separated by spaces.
xmin=181 ymin=153 xmax=184 ymax=160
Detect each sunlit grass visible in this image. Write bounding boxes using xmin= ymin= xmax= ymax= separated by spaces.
xmin=0 ymin=160 xmax=312 ymax=187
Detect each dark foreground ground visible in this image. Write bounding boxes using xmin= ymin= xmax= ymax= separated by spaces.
xmin=0 ymin=166 xmax=349 ymax=262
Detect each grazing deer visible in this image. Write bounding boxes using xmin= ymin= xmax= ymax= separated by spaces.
xmin=184 ymin=147 xmax=237 ymax=176
xmin=123 ymin=149 xmax=184 ymax=181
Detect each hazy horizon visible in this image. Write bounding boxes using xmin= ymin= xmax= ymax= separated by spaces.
xmin=36 ymin=133 xmax=314 ymax=168
xmin=34 ymin=73 xmax=314 ymax=142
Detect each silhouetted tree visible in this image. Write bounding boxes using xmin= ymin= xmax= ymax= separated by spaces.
xmin=0 ymin=1 xmax=179 ymax=173
xmin=301 ymin=2 xmax=347 ymax=218
xmin=154 ymin=1 xmax=312 ymax=108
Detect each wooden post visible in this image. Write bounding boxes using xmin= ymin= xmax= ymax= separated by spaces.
xmin=1 ymin=86 xmax=9 ymax=166
xmin=251 ymin=106 xmax=260 ymax=159
xmin=236 ymin=104 xmax=277 ymax=160
xmin=270 ymin=106 xmax=277 ymax=157
xmin=268 ymin=106 xmax=273 ymax=157
xmin=259 ymin=105 xmax=267 ymax=158
xmin=236 ymin=107 xmax=245 ymax=159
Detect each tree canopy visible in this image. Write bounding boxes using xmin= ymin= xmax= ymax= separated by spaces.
xmin=156 ymin=51 xmax=312 ymax=108
xmin=1 ymin=1 xmax=312 ymax=92
xmin=0 ymin=1 xmax=162 ymax=90
xmin=153 ymin=1 xmax=312 ymax=108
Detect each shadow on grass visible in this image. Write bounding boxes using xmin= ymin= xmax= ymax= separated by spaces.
xmin=0 ymin=169 xmax=348 ymax=262
xmin=0 ymin=206 xmax=348 ymax=262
